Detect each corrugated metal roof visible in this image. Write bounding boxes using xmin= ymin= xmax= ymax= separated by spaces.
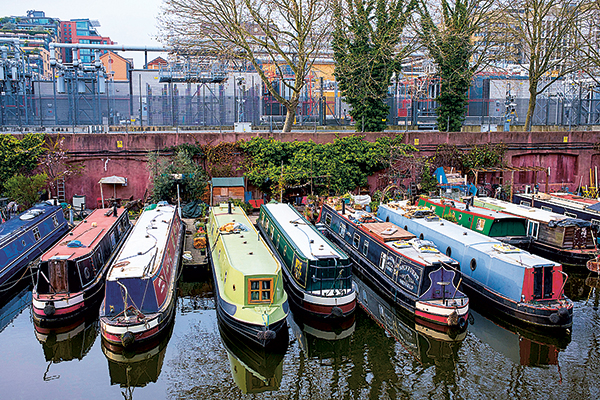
xmin=211 ymin=177 xmax=245 ymax=187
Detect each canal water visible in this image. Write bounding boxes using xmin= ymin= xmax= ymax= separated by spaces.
xmin=1 ymin=266 xmax=599 ymax=400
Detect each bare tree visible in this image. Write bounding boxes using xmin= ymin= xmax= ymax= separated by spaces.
xmin=497 ymin=0 xmax=588 ymax=131
xmin=160 ymin=0 xmax=331 ymax=132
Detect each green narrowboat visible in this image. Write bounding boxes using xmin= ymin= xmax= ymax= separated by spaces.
xmin=208 ymin=203 xmax=288 ymax=347
xmin=416 ymin=196 xmax=531 ymax=248
xmin=257 ymin=203 xmax=356 ymax=319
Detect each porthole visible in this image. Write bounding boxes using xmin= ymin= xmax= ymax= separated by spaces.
xmin=404 ymin=226 xmax=408 ymax=231
xmin=386 ymin=217 xmax=390 ymax=222
xmin=446 ymin=247 xmax=452 ymax=257
xmin=470 ymin=258 xmax=477 ymax=271
xmin=419 ymin=233 xmax=424 ymax=240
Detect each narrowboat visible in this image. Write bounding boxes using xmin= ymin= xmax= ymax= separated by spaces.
xmin=473 ymin=196 xmax=597 ymax=268
xmin=377 ymin=202 xmax=573 ymax=329
xmin=32 ymin=207 xmax=131 ymax=325
xmin=354 ymin=276 xmax=466 ymax=367
xmin=417 ymin=196 xmax=531 ymax=248
xmin=514 ymin=191 xmax=600 ymax=224
xmin=318 ymin=201 xmax=469 ymax=330
xmin=207 ymin=203 xmax=288 ymax=347
xmin=289 ymin=311 xmax=356 ymax=355
xmin=257 ymin=203 xmax=356 ymax=319
xmin=0 ymin=283 xmax=31 ymax=334
xmin=99 ymin=202 xmax=184 ymax=348
xmin=0 ymin=202 xmax=69 ymax=288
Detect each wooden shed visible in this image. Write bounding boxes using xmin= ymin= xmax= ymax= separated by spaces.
xmin=210 ymin=177 xmax=245 ymax=206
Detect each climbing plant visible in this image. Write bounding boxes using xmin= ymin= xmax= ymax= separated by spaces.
xmin=239 ymin=135 xmax=415 ymax=197
xmin=0 ymin=133 xmax=45 ymax=192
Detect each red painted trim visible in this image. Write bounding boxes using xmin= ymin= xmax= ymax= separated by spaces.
xmin=302 ymin=299 xmax=356 ymax=315
xmin=33 ymin=301 xmax=85 ymax=317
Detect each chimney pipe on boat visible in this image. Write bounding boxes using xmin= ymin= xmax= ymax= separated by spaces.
xmin=342 ymin=201 xmax=345 ymax=215
xmin=228 ymin=200 xmax=232 ymax=214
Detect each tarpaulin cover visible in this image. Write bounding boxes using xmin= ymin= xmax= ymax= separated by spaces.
xmin=586 ymin=202 xmax=600 ymax=212
xmin=182 ymin=200 xmax=207 ymax=218
xmin=548 ymin=218 xmax=591 ymax=228
xmin=352 ymin=195 xmax=372 ymax=206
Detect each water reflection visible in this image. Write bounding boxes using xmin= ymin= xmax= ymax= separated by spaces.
xmin=353 ymin=276 xmax=466 ymax=367
xmin=0 ymin=282 xmax=31 ymax=333
xmin=289 ymin=308 xmax=355 ymax=357
xmin=102 ymin=321 xmax=174 ymax=399
xmin=218 ymin=322 xmax=287 ymax=394
xmin=468 ymin=309 xmax=570 ymax=366
xmin=34 ymin=317 xmax=99 ymax=381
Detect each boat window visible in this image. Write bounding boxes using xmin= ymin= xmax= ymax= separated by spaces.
xmin=264 ymin=219 xmax=269 ymax=231
xmin=276 ymin=234 xmax=280 ymax=248
xmin=52 ymin=215 xmax=58 ymax=227
xmin=470 ymin=258 xmax=477 ymax=271
xmin=475 ymin=219 xmax=485 ymax=231
xmin=527 ymin=221 xmax=539 ymax=239
xmin=33 ymin=227 xmax=41 ymax=241
xmin=385 ymin=256 xmax=395 ymax=277
xmin=283 ymin=245 xmax=287 ymax=257
xmin=591 ymin=219 xmax=600 ymax=228
xmin=446 ymin=247 xmax=452 ymax=257
xmin=386 ymin=217 xmax=389 ymax=222
xmin=404 ymin=226 xmax=408 ymax=231
xmin=248 ymin=278 xmax=273 ymax=304
xmin=379 ymin=253 xmax=387 ymax=270
xmin=325 ymin=214 xmax=332 ymax=226
xmin=520 ymin=201 xmax=531 ymax=206
xmin=353 ymin=233 xmax=360 ymax=248
xmin=564 ymin=212 xmax=577 ymax=218
xmin=362 ymin=240 xmax=369 ymax=256
xmin=110 ymin=233 xmax=116 ymax=248
xmin=541 ymin=206 xmax=552 ymax=212
xmin=340 ymin=223 xmax=346 ymax=238
xmin=419 ymin=233 xmax=424 ymax=240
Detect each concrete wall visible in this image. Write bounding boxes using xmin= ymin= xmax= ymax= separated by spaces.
xmin=19 ymin=129 xmax=600 ymax=206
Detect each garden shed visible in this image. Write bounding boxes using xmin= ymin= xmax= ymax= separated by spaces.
xmin=210 ymin=177 xmax=245 ymax=206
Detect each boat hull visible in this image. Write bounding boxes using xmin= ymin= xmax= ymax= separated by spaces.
xmin=530 ymin=241 xmax=595 ymax=268
xmin=208 ymin=247 xmax=289 ymax=347
xmin=32 ymin=285 xmax=104 ymax=327
xmin=256 ymin=221 xmax=356 ymax=319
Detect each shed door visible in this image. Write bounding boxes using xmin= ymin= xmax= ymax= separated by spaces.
xmin=49 ymin=260 xmax=69 ymax=293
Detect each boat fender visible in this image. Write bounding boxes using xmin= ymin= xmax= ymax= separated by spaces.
xmin=458 ymin=317 xmax=467 ymax=330
xmin=257 ymin=330 xmax=276 ymax=340
xmin=121 ymin=331 xmax=135 ymax=347
xmin=549 ymin=313 xmax=560 ymax=324
xmin=44 ymin=301 xmax=55 ymax=316
xmin=558 ymin=307 xmax=569 ymax=320
xmin=331 ymin=307 xmax=343 ymax=318
xmin=447 ymin=310 xmax=459 ymax=326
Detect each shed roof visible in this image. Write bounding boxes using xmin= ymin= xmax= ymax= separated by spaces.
xmin=211 ymin=177 xmax=245 ymax=187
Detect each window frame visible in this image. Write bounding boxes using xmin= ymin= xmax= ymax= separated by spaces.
xmin=248 ymin=278 xmax=274 ymax=304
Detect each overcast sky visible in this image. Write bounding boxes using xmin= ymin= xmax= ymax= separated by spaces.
xmin=3 ymin=1 xmax=168 ymax=67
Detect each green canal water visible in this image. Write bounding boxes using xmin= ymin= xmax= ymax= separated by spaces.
xmin=0 ymin=267 xmax=598 ymax=400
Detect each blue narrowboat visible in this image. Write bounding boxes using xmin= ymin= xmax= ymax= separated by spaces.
xmin=257 ymin=203 xmax=356 ymax=319
xmin=377 ymin=202 xmax=573 ymax=329
xmin=318 ymin=201 xmax=469 ymax=330
xmin=474 ymin=196 xmax=597 ymax=268
xmin=99 ymin=202 xmax=185 ymax=348
xmin=0 ymin=202 xmax=69 ymax=288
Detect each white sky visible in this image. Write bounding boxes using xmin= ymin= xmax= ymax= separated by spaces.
xmin=3 ymin=1 xmax=168 ymax=68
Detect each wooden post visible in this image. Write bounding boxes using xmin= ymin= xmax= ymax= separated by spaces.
xmin=545 ymin=167 xmax=549 ymax=193
xmin=511 ymin=170 xmax=515 ymax=201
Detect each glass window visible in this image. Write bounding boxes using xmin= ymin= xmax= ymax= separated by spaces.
xmin=379 ymin=253 xmax=387 ymax=270
xmin=340 ymin=223 xmax=346 ymax=238
xmin=527 ymin=221 xmax=539 ymax=239
xmin=362 ymin=240 xmax=369 ymax=256
xmin=353 ymin=234 xmax=360 ymax=248
xmin=248 ymin=278 xmax=273 ymax=304
xmin=52 ymin=216 xmax=58 ymax=227
xmin=33 ymin=227 xmax=41 ymax=241
xmin=325 ymin=214 xmax=331 ymax=225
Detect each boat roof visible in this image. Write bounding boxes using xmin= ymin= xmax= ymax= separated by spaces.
xmin=519 ymin=192 xmax=600 ymax=214
xmin=361 ymin=222 xmax=415 ymax=242
xmin=263 ymin=203 xmax=347 ymax=260
xmin=380 ymin=202 xmax=560 ymax=268
xmin=475 ymin=197 xmax=574 ymax=223
xmin=551 ymin=192 xmax=599 ymax=207
xmin=325 ymin=204 xmax=454 ymax=266
xmin=42 ymin=208 xmax=127 ymax=261
xmin=212 ymin=204 xmax=280 ymax=276
xmin=107 ymin=203 xmax=177 ymax=280
xmin=0 ymin=202 xmax=60 ymax=245
xmin=423 ymin=197 xmax=525 ymax=221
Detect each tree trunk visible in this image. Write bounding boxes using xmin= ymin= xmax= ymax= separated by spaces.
xmin=525 ymin=80 xmax=538 ymax=132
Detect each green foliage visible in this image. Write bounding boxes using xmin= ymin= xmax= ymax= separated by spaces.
xmin=239 ymin=135 xmax=415 ymax=197
xmin=148 ymin=150 xmax=208 ymax=203
xmin=5 ymin=173 xmax=48 ymax=208
xmin=230 ymin=198 xmax=252 ymax=213
xmin=419 ymin=164 xmax=439 ymax=194
xmin=418 ymin=0 xmax=475 ymax=132
xmin=443 ymin=211 xmax=457 ymax=223
xmin=333 ymin=0 xmax=416 ymax=132
xmin=0 ymin=133 xmax=45 ymax=193
xmin=163 ymin=142 xmax=205 ymax=159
